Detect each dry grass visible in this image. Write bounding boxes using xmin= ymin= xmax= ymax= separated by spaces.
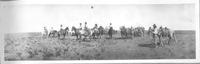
xmin=4 ymin=30 xmax=195 ymax=60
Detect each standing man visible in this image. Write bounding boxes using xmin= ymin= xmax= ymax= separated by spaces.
xmin=152 ymin=24 xmax=160 ymax=47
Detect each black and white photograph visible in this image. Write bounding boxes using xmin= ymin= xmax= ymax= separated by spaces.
xmin=0 ymin=0 xmax=199 ymax=63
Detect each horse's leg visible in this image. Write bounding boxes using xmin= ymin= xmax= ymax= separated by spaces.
xmin=76 ymin=34 xmax=79 ymax=40
xmin=153 ymin=34 xmax=158 ymax=48
xmin=80 ymin=35 xmax=82 ymax=40
xmin=58 ymin=33 xmax=60 ymax=39
xmin=99 ymin=35 xmax=101 ymax=39
xmin=52 ymin=33 xmax=54 ymax=38
xmin=159 ymin=36 xmax=164 ymax=47
xmin=48 ymin=33 xmax=51 ymax=38
xmin=173 ymin=33 xmax=177 ymax=43
xmin=110 ymin=34 xmax=112 ymax=39
xmin=166 ymin=34 xmax=170 ymax=45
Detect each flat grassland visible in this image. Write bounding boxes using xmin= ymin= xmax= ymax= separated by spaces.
xmin=4 ymin=30 xmax=195 ymax=60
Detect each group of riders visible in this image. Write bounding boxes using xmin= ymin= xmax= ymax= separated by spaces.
xmin=148 ymin=24 xmax=176 ymax=47
xmin=43 ymin=22 xmax=114 ymax=40
xmin=42 ymin=22 xmax=176 ymax=48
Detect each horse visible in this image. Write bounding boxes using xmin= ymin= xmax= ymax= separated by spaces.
xmin=133 ymin=27 xmax=144 ymax=37
xmin=108 ymin=27 xmax=114 ymax=39
xmin=71 ymin=26 xmax=92 ymax=41
xmin=151 ymin=27 xmax=163 ymax=47
xmin=71 ymin=26 xmax=80 ymax=39
xmin=58 ymin=27 xmax=69 ymax=39
xmin=64 ymin=27 xmax=69 ymax=35
xmin=127 ymin=27 xmax=133 ymax=38
xmin=49 ymin=30 xmax=59 ymax=37
xmin=91 ymin=28 xmax=99 ymax=39
xmin=98 ymin=26 xmax=105 ymax=39
xmin=147 ymin=27 xmax=154 ymax=37
xmin=120 ymin=26 xmax=128 ymax=38
xmin=158 ymin=27 xmax=176 ymax=45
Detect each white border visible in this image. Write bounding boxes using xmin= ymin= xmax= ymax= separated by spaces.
xmin=1 ymin=0 xmax=199 ymax=64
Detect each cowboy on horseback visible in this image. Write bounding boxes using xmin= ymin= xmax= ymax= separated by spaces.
xmin=92 ymin=24 xmax=98 ymax=30
xmin=60 ymin=25 xmax=63 ymax=30
xmin=43 ymin=27 xmax=48 ymax=37
xmin=92 ymin=24 xmax=99 ymax=39
xmin=84 ymin=22 xmax=88 ymax=30
xmin=49 ymin=27 xmax=58 ymax=37
xmin=79 ymin=23 xmax=83 ymax=30
xmin=108 ymin=23 xmax=113 ymax=39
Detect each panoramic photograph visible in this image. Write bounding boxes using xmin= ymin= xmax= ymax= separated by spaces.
xmin=3 ymin=4 xmax=196 ymax=60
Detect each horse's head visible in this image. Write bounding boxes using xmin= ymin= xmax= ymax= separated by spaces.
xmin=65 ymin=27 xmax=69 ymax=30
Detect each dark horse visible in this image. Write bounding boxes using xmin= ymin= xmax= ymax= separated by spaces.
xmin=98 ymin=26 xmax=105 ymax=38
xmin=49 ymin=30 xmax=58 ymax=37
xmin=108 ymin=27 xmax=113 ymax=38
xmin=58 ymin=27 xmax=69 ymax=39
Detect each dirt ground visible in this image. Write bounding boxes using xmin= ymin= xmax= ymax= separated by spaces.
xmin=4 ymin=30 xmax=195 ymax=60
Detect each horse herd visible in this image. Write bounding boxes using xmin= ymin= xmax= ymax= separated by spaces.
xmin=42 ymin=23 xmax=177 ymax=48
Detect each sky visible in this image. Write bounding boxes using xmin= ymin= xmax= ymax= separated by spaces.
xmin=0 ymin=4 xmax=195 ymax=33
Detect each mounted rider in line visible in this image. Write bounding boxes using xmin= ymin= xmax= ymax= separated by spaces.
xmin=108 ymin=23 xmax=113 ymax=39
xmin=79 ymin=23 xmax=83 ymax=30
xmin=92 ymin=24 xmax=99 ymax=39
xmin=58 ymin=24 xmax=66 ymax=39
xmin=81 ymin=22 xmax=92 ymax=40
xmin=49 ymin=27 xmax=58 ymax=37
xmin=42 ymin=27 xmax=48 ymax=37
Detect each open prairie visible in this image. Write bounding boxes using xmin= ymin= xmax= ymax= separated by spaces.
xmin=4 ymin=30 xmax=195 ymax=60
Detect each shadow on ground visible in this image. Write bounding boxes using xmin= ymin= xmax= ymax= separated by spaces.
xmin=138 ymin=43 xmax=156 ymax=48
